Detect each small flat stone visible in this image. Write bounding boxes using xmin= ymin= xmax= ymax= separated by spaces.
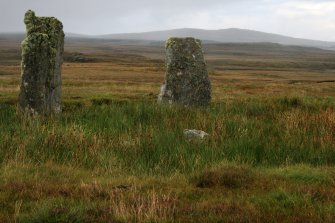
xmin=184 ymin=129 xmax=209 ymax=140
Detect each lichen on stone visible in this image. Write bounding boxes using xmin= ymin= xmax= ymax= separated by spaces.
xmin=19 ymin=10 xmax=64 ymax=115
xmin=158 ymin=37 xmax=211 ymax=106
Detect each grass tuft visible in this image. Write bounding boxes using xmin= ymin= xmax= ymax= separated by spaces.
xmin=194 ymin=164 xmax=255 ymax=189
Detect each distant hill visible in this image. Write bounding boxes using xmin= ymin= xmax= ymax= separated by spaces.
xmin=0 ymin=33 xmax=25 ymax=41
xmin=1 ymin=28 xmax=335 ymax=50
xmin=97 ymin=28 xmax=335 ymax=50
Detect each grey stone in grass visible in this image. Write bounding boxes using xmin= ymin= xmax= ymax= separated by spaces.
xmin=158 ymin=37 xmax=211 ymax=106
xmin=19 ymin=10 xmax=64 ymax=115
xmin=184 ymin=129 xmax=209 ymax=141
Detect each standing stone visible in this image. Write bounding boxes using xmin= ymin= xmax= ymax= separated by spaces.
xmin=158 ymin=37 xmax=211 ymax=106
xmin=19 ymin=10 xmax=64 ymax=115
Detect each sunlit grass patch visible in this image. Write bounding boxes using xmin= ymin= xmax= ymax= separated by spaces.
xmin=271 ymin=165 xmax=332 ymax=184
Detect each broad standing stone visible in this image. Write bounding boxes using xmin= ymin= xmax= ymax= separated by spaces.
xmin=158 ymin=37 xmax=211 ymax=106
xmin=19 ymin=10 xmax=64 ymax=115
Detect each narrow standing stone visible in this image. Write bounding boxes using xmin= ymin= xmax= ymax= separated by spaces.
xmin=158 ymin=37 xmax=211 ymax=106
xmin=19 ymin=10 xmax=64 ymax=115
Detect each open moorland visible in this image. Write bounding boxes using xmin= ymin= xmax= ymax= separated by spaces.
xmin=0 ymin=36 xmax=335 ymax=222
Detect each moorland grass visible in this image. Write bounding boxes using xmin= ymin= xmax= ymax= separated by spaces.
xmin=0 ymin=97 xmax=334 ymax=222
xmin=1 ymin=39 xmax=335 ymax=222
xmin=1 ymin=96 xmax=334 ymax=175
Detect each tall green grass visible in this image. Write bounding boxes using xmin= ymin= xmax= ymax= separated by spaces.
xmin=0 ymin=96 xmax=334 ymax=175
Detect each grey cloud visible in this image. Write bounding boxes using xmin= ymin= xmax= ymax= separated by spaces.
xmin=0 ymin=0 xmax=334 ymax=41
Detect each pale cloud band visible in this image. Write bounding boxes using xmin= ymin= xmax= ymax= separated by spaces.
xmin=0 ymin=0 xmax=334 ymax=41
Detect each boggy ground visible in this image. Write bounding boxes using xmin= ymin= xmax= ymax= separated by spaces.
xmin=0 ymin=37 xmax=335 ymax=222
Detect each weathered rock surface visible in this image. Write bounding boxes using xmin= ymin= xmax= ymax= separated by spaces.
xmin=19 ymin=10 xmax=64 ymax=115
xmin=158 ymin=37 xmax=211 ymax=106
xmin=184 ymin=129 xmax=209 ymax=141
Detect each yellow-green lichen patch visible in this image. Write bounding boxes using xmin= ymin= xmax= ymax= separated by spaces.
xmin=19 ymin=10 xmax=64 ymax=115
xmin=159 ymin=37 xmax=211 ymax=106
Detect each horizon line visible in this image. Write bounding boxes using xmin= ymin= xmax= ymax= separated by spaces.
xmin=1 ymin=27 xmax=334 ymax=43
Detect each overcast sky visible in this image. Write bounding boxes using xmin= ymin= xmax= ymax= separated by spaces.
xmin=1 ymin=0 xmax=335 ymax=41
